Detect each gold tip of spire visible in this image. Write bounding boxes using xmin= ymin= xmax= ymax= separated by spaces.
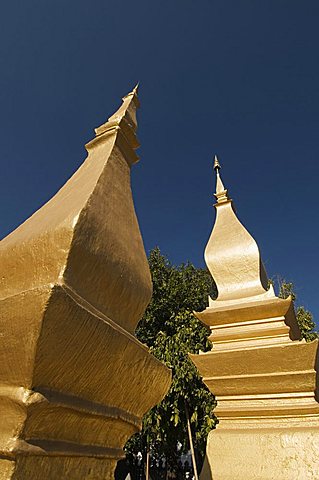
xmin=213 ymin=155 xmax=230 ymax=204
xmin=123 ymin=83 xmax=139 ymax=99
xmin=214 ymin=155 xmax=221 ymax=171
xmin=93 ymin=86 xmax=140 ymax=141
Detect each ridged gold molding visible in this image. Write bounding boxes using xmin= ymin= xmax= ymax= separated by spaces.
xmin=0 ymin=87 xmax=171 ymax=480
xmin=190 ymin=157 xmax=319 ymax=480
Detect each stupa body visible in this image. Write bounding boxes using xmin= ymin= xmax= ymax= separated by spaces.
xmin=190 ymin=158 xmax=319 ymax=480
xmin=0 ymin=88 xmax=171 ymax=479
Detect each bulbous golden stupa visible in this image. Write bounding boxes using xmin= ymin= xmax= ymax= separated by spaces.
xmin=0 ymin=87 xmax=171 ymax=480
xmin=191 ymin=157 xmax=319 ymax=480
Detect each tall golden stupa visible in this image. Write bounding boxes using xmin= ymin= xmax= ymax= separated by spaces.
xmin=191 ymin=157 xmax=319 ymax=480
xmin=0 ymin=87 xmax=171 ymax=480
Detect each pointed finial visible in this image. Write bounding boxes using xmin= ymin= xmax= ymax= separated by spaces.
xmin=123 ymin=83 xmax=139 ymax=99
xmin=92 ymin=86 xmax=140 ymax=143
xmin=213 ymin=154 xmax=230 ymax=204
xmin=132 ymin=82 xmax=139 ymax=95
xmin=213 ymin=155 xmax=221 ymax=172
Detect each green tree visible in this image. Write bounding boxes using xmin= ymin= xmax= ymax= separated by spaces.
xmin=125 ymin=248 xmax=217 ymax=475
xmin=125 ymin=251 xmax=318 ymax=478
xmin=277 ymin=280 xmax=318 ymax=341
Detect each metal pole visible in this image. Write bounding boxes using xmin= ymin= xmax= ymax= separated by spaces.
xmin=185 ymin=401 xmax=199 ymax=480
xmin=146 ymin=450 xmax=150 ymax=480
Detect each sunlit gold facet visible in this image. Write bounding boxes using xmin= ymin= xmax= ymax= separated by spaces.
xmin=0 ymin=87 xmax=171 ymax=479
xmin=191 ymin=159 xmax=319 ymax=480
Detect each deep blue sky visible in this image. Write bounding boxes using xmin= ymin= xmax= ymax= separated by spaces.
xmin=1 ymin=1 xmax=319 ymax=321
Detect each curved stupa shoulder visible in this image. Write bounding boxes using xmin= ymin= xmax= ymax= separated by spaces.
xmin=0 ymin=85 xmax=150 ymax=334
xmin=205 ymin=156 xmax=269 ymax=303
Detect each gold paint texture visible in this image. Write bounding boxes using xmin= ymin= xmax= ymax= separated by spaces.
xmin=0 ymin=87 xmax=171 ymax=479
xmin=190 ymin=160 xmax=319 ymax=479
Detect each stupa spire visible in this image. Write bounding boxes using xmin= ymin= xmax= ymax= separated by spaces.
xmin=213 ymin=154 xmax=221 ymax=170
xmin=205 ymin=155 xmax=269 ymax=302
xmin=213 ymin=155 xmax=230 ymax=204
xmin=132 ymin=82 xmax=139 ymax=95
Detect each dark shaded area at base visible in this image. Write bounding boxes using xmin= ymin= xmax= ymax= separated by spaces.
xmin=115 ymin=457 xmax=196 ymax=480
xmin=115 ymin=459 xmax=131 ymax=480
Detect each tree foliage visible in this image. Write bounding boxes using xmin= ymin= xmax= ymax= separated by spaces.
xmin=125 ymin=248 xmax=217 ymax=473
xmin=277 ymin=280 xmax=318 ymax=341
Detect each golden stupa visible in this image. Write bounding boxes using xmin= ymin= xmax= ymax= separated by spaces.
xmin=191 ymin=157 xmax=319 ymax=480
xmin=0 ymin=87 xmax=171 ymax=479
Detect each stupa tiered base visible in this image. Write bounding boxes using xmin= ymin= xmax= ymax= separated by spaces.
xmin=201 ymin=417 xmax=319 ymax=480
xmin=192 ymin=293 xmax=319 ymax=479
